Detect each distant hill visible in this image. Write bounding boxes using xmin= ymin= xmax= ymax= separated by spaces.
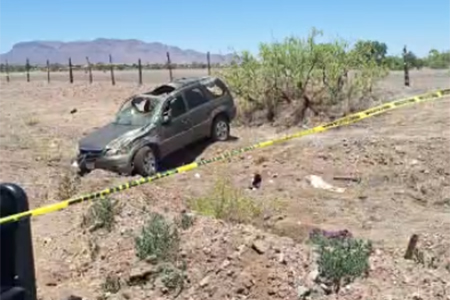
xmin=0 ymin=38 xmax=234 ymax=65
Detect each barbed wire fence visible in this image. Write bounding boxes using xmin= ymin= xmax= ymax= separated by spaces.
xmin=1 ymin=51 xmax=215 ymax=85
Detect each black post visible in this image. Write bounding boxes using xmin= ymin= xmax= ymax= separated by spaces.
xmin=207 ymin=52 xmax=211 ymax=75
xmin=138 ymin=58 xmax=143 ymax=85
xmin=25 ymin=58 xmax=30 ymax=82
xmin=166 ymin=52 xmax=173 ymax=81
xmin=68 ymin=57 xmax=74 ymax=84
xmin=46 ymin=60 xmax=50 ymax=83
xmin=86 ymin=57 xmax=93 ymax=84
xmin=6 ymin=60 xmax=10 ymax=83
xmin=109 ymin=54 xmax=115 ymax=86
xmin=403 ymin=45 xmax=410 ymax=87
xmin=0 ymin=183 xmax=37 ymax=300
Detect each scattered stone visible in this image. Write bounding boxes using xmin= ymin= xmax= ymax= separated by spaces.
xmin=278 ymin=252 xmax=287 ymax=264
xmin=251 ymin=240 xmax=269 ymax=254
xmin=297 ymin=285 xmax=311 ymax=299
xmin=62 ymin=295 xmax=82 ymax=300
xmin=199 ymin=275 xmax=210 ymax=288
xmin=306 ymin=269 xmax=319 ymax=285
xmin=128 ymin=262 xmax=156 ymax=285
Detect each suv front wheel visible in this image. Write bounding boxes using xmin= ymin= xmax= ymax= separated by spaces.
xmin=211 ymin=115 xmax=230 ymax=142
xmin=133 ymin=146 xmax=158 ymax=177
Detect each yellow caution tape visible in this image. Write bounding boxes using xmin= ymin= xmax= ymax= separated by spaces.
xmin=1 ymin=89 xmax=449 ymax=225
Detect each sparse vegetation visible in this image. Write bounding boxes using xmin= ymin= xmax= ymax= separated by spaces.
xmin=25 ymin=117 xmax=39 ymax=126
xmin=56 ymin=169 xmax=80 ymax=200
xmin=178 ymin=211 xmax=195 ymax=230
xmin=101 ymin=274 xmax=121 ymax=294
xmin=310 ymin=235 xmax=373 ymax=293
xmin=158 ymin=262 xmax=186 ymax=293
xmin=133 ymin=213 xmax=186 ymax=295
xmin=86 ymin=236 xmax=100 ymax=261
xmin=81 ymin=197 xmax=119 ymax=232
xmin=135 ymin=212 xmax=180 ymax=261
xmin=218 ymin=28 xmax=390 ymax=125
xmin=188 ymin=177 xmax=262 ymax=224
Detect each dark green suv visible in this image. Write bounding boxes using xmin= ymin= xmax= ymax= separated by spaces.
xmin=72 ymin=76 xmax=236 ymax=176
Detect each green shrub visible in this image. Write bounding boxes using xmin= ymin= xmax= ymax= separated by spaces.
xmin=217 ymin=27 xmax=388 ymax=125
xmin=81 ymin=197 xmax=118 ymax=232
xmin=188 ymin=178 xmax=262 ymax=224
xmin=134 ymin=212 xmax=180 ymax=261
xmin=311 ymin=235 xmax=372 ymax=292
xmin=159 ymin=262 xmax=186 ymax=292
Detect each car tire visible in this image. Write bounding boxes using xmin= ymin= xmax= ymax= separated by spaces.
xmin=133 ymin=146 xmax=158 ymax=177
xmin=211 ymin=115 xmax=230 ymax=142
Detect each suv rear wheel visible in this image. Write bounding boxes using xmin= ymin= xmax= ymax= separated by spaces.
xmin=211 ymin=115 xmax=230 ymax=141
xmin=133 ymin=146 xmax=158 ymax=177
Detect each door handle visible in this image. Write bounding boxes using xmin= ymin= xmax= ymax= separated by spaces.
xmin=181 ymin=118 xmax=190 ymax=124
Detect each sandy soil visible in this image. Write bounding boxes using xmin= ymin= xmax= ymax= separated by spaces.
xmin=0 ymin=70 xmax=449 ymax=300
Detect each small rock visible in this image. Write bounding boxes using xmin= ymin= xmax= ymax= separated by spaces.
xmin=412 ymin=293 xmax=424 ymax=300
xmin=199 ymin=276 xmax=210 ymax=288
xmin=63 ymin=296 xmax=82 ymax=300
xmin=128 ymin=262 xmax=155 ymax=285
xmin=307 ymin=270 xmax=319 ymax=285
xmin=278 ymin=253 xmax=286 ymax=264
xmin=219 ymin=259 xmax=231 ymax=270
xmin=267 ymin=287 xmax=277 ymax=295
xmin=252 ymin=240 xmax=269 ymax=254
xmin=297 ymin=285 xmax=311 ymax=299
xmin=320 ymin=283 xmax=333 ymax=295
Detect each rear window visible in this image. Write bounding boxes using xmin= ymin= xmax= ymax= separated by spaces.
xmin=202 ymin=79 xmax=226 ymax=100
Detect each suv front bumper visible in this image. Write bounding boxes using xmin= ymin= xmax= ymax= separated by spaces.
xmin=72 ymin=151 xmax=133 ymax=175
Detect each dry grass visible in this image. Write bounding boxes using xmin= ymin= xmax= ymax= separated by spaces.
xmin=188 ymin=177 xmax=262 ymax=224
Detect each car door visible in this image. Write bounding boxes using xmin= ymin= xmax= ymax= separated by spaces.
xmin=158 ymin=94 xmax=193 ymax=157
xmin=183 ymin=85 xmax=214 ymax=141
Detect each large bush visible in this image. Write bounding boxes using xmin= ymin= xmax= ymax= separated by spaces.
xmin=218 ymin=28 xmax=389 ymax=126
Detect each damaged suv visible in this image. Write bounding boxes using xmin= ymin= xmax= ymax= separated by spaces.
xmin=72 ymin=76 xmax=236 ymax=176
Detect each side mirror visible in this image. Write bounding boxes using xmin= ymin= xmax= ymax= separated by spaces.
xmin=162 ymin=114 xmax=171 ymax=125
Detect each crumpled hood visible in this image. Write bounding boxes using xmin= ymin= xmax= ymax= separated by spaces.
xmin=79 ymin=123 xmax=142 ymax=151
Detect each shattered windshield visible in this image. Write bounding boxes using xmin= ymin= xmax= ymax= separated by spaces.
xmin=114 ymin=96 xmax=160 ymax=126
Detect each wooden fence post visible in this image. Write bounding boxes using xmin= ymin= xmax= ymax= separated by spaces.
xmin=403 ymin=45 xmax=410 ymax=87
xmin=68 ymin=58 xmax=74 ymax=84
xmin=5 ymin=60 xmax=10 ymax=83
xmin=86 ymin=57 xmax=93 ymax=84
xmin=166 ymin=52 xmax=173 ymax=81
xmin=46 ymin=60 xmax=50 ymax=83
xmin=109 ymin=54 xmax=115 ymax=86
xmin=26 ymin=58 xmax=30 ymax=82
xmin=138 ymin=58 xmax=143 ymax=85
xmin=207 ymin=52 xmax=211 ymax=75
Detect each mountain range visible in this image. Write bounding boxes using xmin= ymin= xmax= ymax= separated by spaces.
xmin=0 ymin=38 xmax=234 ymax=65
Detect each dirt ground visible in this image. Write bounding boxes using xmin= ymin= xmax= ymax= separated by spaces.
xmin=0 ymin=69 xmax=449 ymax=300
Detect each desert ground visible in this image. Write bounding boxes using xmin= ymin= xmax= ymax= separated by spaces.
xmin=0 ymin=69 xmax=449 ymax=300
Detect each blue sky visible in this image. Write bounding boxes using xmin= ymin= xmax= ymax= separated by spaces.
xmin=0 ymin=0 xmax=449 ymax=57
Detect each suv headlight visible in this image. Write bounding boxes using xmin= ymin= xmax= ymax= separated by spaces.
xmin=104 ymin=148 xmax=120 ymax=156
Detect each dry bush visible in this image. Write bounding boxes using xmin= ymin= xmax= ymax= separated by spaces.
xmin=217 ymin=27 xmax=388 ymax=126
xmin=134 ymin=212 xmax=180 ymax=262
xmin=56 ymin=169 xmax=80 ymax=200
xmin=81 ymin=197 xmax=119 ymax=232
xmin=187 ymin=177 xmax=262 ymax=224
